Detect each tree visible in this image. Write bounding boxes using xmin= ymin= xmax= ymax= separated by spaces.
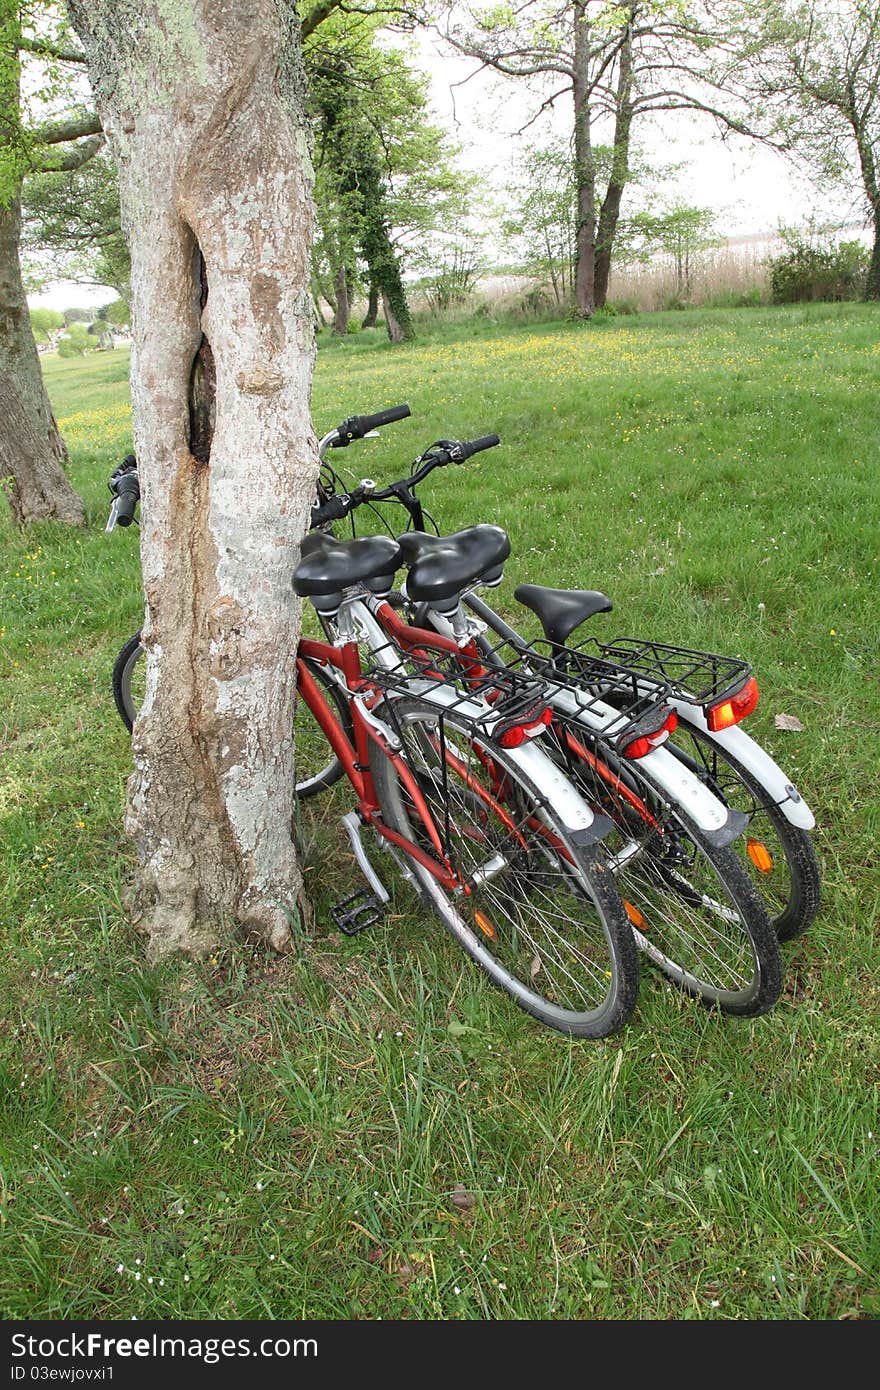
xmin=308 ymin=19 xmax=420 ymax=340
xmin=627 ymin=201 xmax=719 ymax=296
xmin=502 ymin=139 xmax=579 ymax=305
xmin=436 ymin=1 xmax=780 ymax=314
xmin=67 ymin=0 xmax=319 ymax=959
xmin=28 ymin=302 xmax=62 ymax=340
xmin=21 ymin=147 xmax=129 ymax=295
xmin=1 ymin=0 xmax=97 ymax=524
xmin=742 ymin=0 xmax=880 ymax=300
xmin=56 ymin=318 xmax=95 ymax=354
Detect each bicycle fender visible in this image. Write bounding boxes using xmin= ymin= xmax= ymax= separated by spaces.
xmin=547 ymin=687 xmax=738 ymax=843
xmin=505 ymin=741 xmax=613 ymax=844
xmin=670 ymin=706 xmax=816 ymax=831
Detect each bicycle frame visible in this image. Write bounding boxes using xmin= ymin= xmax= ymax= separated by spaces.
xmin=295 ymin=630 xmax=465 ymax=890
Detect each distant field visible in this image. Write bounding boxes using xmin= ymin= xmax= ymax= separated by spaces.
xmin=1 ymin=303 xmax=878 ymax=1319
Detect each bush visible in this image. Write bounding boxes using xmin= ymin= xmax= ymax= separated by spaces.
xmin=704 ymin=286 xmax=766 ymax=309
xmin=604 ymin=296 xmax=639 ymax=316
xmin=57 ymin=324 xmax=99 ymax=357
xmin=769 ymin=235 xmax=869 ymax=304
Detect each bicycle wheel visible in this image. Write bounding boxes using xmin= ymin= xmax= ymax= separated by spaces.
xmin=666 ymin=723 xmax=820 ymax=941
xmin=113 ymin=631 xmax=350 ymax=800
xmin=293 ymin=657 xmax=353 ymax=799
xmin=557 ymin=736 xmax=783 ymax=1017
xmin=368 ymin=697 xmax=640 ymax=1038
xmin=112 ymin=631 xmax=144 ymax=733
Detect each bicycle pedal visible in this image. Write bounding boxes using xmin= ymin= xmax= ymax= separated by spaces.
xmin=332 ymin=889 xmax=385 ymax=936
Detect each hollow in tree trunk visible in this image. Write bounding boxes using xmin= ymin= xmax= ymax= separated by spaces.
xmin=68 ymin=0 xmax=318 ymax=959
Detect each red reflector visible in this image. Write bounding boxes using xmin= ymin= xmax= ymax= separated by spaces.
xmin=622 ymin=709 xmax=678 ymax=760
xmin=499 ymin=707 xmax=552 ymax=749
xmin=707 ymin=676 xmax=759 ymax=732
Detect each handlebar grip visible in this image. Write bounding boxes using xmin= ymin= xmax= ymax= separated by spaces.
xmin=310 ymin=489 xmax=362 ymax=527
xmin=360 ymin=403 xmax=411 ymax=432
xmin=333 ymin=403 xmax=411 ymax=445
xmin=114 ymin=473 xmax=141 ymax=526
xmin=456 ymin=434 xmax=500 ymax=462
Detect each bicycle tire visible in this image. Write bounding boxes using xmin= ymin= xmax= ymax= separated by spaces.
xmin=558 ymin=738 xmax=783 ymax=1017
xmin=666 ymin=723 xmax=821 ymax=941
xmin=112 ymin=631 xmax=351 ymax=800
xmin=368 ymin=696 xmax=640 ymax=1038
xmin=112 ymin=631 xmax=143 ymax=733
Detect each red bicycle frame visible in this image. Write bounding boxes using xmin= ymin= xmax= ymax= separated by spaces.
xmin=295 ymin=610 xmax=503 ymax=896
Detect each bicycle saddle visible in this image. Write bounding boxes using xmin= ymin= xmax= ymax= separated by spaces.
xmin=294 ymin=532 xmax=403 ymax=596
xmin=397 ymin=526 xmax=510 ymax=607
xmin=515 ymin=585 xmax=613 ymax=647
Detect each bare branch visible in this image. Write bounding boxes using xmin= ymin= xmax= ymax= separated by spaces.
xmin=31 ymin=111 xmax=103 ymax=146
xmin=37 ymin=133 xmax=104 ymax=172
xmin=17 ymin=36 xmax=87 ymax=63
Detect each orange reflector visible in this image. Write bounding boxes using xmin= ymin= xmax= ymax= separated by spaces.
xmin=706 ymin=676 xmax=760 ymax=732
xmin=747 ymin=838 xmax=774 ymax=874
xmin=474 ymin=910 xmax=496 ymax=940
xmin=623 ymin=900 xmax=647 ymax=931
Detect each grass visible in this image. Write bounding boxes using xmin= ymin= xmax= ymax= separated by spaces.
xmin=1 ymin=303 xmax=878 ymax=1320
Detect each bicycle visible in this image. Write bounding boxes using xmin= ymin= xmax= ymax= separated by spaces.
xmin=108 ymin=410 xmax=784 ymax=1017
xmin=312 ymin=423 xmax=820 ymax=946
xmin=306 ymin=451 xmax=783 ymax=1018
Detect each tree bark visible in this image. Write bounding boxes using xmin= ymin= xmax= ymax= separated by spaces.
xmin=867 ymin=213 xmax=880 ymax=301
xmin=594 ymin=17 xmax=634 ymax=310
xmin=332 ymin=260 xmax=349 ymax=334
xmin=68 ymin=0 xmax=318 ymax=958
xmin=0 ymin=19 xmax=85 ymax=527
xmin=572 ymin=2 xmax=596 ymax=319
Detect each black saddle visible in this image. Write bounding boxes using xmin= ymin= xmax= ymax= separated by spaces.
xmin=294 ymin=532 xmax=402 ymax=597
xmin=397 ymin=525 xmax=510 ymax=607
xmin=515 ymin=584 xmax=613 ymax=646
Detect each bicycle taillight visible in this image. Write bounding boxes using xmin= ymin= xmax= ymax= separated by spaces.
xmin=706 ymin=677 xmax=759 ymax=732
xmin=621 ymin=709 xmax=678 ymax=760
xmin=498 ymin=707 xmax=553 ymax=748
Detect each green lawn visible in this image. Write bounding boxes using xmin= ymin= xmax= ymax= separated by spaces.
xmin=1 ymin=304 xmax=878 ymax=1319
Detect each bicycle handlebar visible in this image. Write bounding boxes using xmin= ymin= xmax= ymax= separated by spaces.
xmin=330 ymin=403 xmax=411 ymax=447
xmin=113 ymin=472 xmax=141 ymax=526
xmin=310 ymin=434 xmax=501 ymax=528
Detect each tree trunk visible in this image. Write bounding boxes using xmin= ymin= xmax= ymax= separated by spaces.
xmin=380 ymin=291 xmax=406 ymax=344
xmin=594 ymin=19 xmax=634 ymax=310
xmin=0 ymin=200 xmax=85 ymax=525
xmin=69 ymin=0 xmax=318 ymax=958
xmin=361 ymin=277 xmax=378 ymax=328
xmin=866 ymin=211 xmax=880 ymax=301
xmin=572 ymin=2 xmax=596 ymax=319
xmin=368 ymin=230 xmax=414 ymax=342
xmin=332 ymin=261 xmax=349 ymax=334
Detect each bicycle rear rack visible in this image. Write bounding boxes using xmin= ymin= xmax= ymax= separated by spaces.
xmin=362 ymin=632 xmax=675 ymax=751
xmin=568 ymin=637 xmax=752 ymax=709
